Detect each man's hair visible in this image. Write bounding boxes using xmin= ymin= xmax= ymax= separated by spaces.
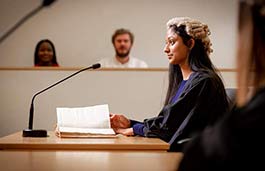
xmin=111 ymin=28 xmax=134 ymax=44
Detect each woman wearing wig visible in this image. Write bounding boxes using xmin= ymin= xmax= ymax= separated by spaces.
xmin=110 ymin=17 xmax=229 ymax=152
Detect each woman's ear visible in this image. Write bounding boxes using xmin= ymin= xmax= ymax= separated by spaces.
xmin=187 ymin=39 xmax=195 ymax=50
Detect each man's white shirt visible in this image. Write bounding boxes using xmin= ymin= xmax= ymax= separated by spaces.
xmin=99 ymin=57 xmax=148 ymax=68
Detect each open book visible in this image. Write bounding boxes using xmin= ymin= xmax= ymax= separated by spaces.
xmin=56 ymin=104 xmax=116 ymax=138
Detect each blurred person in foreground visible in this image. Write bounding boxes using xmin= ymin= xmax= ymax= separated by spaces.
xmin=178 ymin=0 xmax=265 ymax=170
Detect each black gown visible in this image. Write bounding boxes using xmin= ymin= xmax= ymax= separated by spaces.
xmin=141 ymin=71 xmax=229 ymax=152
xmin=178 ymin=87 xmax=265 ymax=170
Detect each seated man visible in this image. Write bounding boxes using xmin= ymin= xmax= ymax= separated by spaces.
xmin=99 ymin=28 xmax=148 ymax=68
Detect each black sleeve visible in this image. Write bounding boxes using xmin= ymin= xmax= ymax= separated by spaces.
xmin=142 ymin=77 xmax=227 ymax=145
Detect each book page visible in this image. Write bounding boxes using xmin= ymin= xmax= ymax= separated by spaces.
xmin=56 ymin=104 xmax=111 ymax=129
xmin=58 ymin=127 xmax=115 ymax=135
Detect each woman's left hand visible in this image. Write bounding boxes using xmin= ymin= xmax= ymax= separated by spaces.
xmin=113 ymin=128 xmax=134 ymax=136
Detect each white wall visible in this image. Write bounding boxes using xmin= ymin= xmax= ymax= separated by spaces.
xmin=0 ymin=69 xmax=167 ymax=137
xmin=0 ymin=69 xmax=236 ymax=137
xmin=0 ymin=0 xmax=239 ymax=68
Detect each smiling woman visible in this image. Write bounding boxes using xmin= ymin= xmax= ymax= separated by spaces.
xmin=34 ymin=39 xmax=59 ymax=67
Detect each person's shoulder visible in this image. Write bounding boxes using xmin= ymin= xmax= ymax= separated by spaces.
xmin=98 ymin=57 xmax=116 ymax=67
xmin=250 ymin=87 xmax=265 ymax=107
xmin=192 ymin=70 xmax=220 ymax=80
xmin=99 ymin=57 xmax=112 ymax=63
xmin=189 ymin=70 xmax=224 ymax=88
xmin=130 ymin=57 xmax=148 ymax=68
xmin=130 ymin=57 xmax=143 ymax=63
xmin=190 ymin=70 xmax=210 ymax=80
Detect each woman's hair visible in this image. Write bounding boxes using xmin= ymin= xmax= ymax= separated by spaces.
xmin=164 ymin=17 xmax=225 ymax=105
xmin=237 ymin=0 xmax=265 ymax=106
xmin=34 ymin=39 xmax=58 ymax=66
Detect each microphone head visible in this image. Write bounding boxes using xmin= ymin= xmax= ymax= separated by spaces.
xmin=42 ymin=0 xmax=56 ymax=7
xmin=92 ymin=63 xmax=101 ymax=69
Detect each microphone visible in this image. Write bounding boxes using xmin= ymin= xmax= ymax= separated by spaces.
xmin=22 ymin=63 xmax=101 ymax=137
xmin=0 ymin=0 xmax=57 ymax=44
xmin=42 ymin=0 xmax=56 ymax=7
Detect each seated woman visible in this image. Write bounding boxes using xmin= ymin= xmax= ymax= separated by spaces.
xmin=110 ymin=17 xmax=229 ymax=152
xmin=34 ymin=39 xmax=59 ymax=66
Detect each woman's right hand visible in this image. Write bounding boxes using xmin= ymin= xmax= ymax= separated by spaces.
xmin=110 ymin=113 xmax=131 ymax=129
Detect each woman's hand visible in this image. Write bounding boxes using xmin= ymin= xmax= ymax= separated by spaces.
xmin=110 ymin=113 xmax=131 ymax=128
xmin=113 ymin=128 xmax=134 ymax=136
xmin=54 ymin=124 xmax=60 ymax=137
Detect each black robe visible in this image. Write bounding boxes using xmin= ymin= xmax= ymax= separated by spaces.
xmin=142 ymin=71 xmax=229 ymax=152
xmin=178 ymin=87 xmax=265 ymax=171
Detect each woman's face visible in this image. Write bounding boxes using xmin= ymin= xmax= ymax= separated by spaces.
xmin=38 ymin=42 xmax=54 ymax=63
xmin=164 ymin=29 xmax=190 ymax=66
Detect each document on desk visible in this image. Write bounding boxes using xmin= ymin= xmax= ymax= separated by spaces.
xmin=56 ymin=104 xmax=116 ymax=138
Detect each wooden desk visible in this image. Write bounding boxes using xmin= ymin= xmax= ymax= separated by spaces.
xmin=0 ymin=150 xmax=183 ymax=171
xmin=0 ymin=131 xmax=169 ymax=151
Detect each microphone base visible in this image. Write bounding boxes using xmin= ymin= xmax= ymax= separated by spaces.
xmin=22 ymin=129 xmax=48 ymax=137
